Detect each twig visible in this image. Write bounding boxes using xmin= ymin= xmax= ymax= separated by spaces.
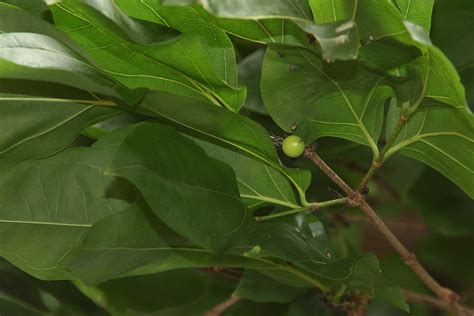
xmin=304 ymin=147 xmax=463 ymax=315
xmin=358 ymin=113 xmax=409 ymax=192
xmin=205 ymin=297 xmax=241 ymax=316
xmin=256 ymin=197 xmax=348 ymax=221
xmin=404 ymin=290 xmax=474 ymax=316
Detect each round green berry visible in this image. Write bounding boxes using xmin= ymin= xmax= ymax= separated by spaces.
xmin=282 ymin=135 xmax=305 ymax=158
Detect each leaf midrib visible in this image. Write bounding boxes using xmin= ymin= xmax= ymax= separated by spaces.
xmin=297 ymin=48 xmax=379 ymax=156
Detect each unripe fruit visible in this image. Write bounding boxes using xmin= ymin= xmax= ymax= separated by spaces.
xmin=282 ymin=135 xmax=305 ymax=158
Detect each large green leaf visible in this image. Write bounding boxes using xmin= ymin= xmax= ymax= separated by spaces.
xmin=113 ymin=0 xmax=241 ymax=104
xmin=69 ymin=211 xmax=265 ymax=284
xmin=0 ymin=4 xmax=122 ymax=169
xmin=69 ymin=202 xmax=406 ymax=310
xmin=165 ymin=0 xmax=313 ymax=20
xmin=261 ymin=45 xmax=393 ymax=157
xmin=105 ymin=123 xmax=256 ymax=253
xmin=392 ymin=0 xmax=434 ymax=32
xmin=0 ymin=144 xmax=135 ymax=279
xmin=348 ymin=254 xmax=408 ymax=312
xmin=189 ymin=136 xmax=301 ymax=209
xmin=138 ymin=91 xmax=312 ymax=205
xmin=68 ymin=204 xmax=312 ymax=286
xmin=0 ymin=32 xmax=119 ymax=97
xmin=309 ymin=0 xmax=421 ymax=70
xmin=49 ymin=0 xmax=245 ymax=111
xmin=163 ymin=0 xmax=360 ymax=61
xmin=385 ymin=104 xmax=474 ymax=198
xmin=402 ymin=23 xmax=468 ymax=112
xmin=0 ymin=2 xmax=80 ymax=50
xmin=0 ymin=80 xmax=119 ymax=169
xmin=0 ymin=0 xmax=47 ymax=16
xmin=247 ymin=217 xmax=407 ymax=310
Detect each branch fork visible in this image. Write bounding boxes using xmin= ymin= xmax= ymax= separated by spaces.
xmin=303 ymin=146 xmax=466 ymax=315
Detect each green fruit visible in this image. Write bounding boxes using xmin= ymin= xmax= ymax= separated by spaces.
xmin=282 ymin=135 xmax=305 ymax=158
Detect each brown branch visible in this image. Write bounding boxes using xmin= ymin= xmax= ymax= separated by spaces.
xmin=304 ymin=147 xmax=464 ymax=315
xmin=358 ymin=112 xmax=409 ymax=192
xmin=205 ymin=297 xmax=241 ymax=316
xmin=404 ymin=290 xmax=474 ymax=316
xmin=348 ymin=293 xmax=370 ymax=316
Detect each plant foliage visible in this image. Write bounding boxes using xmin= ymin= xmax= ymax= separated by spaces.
xmin=0 ymin=0 xmax=473 ymax=315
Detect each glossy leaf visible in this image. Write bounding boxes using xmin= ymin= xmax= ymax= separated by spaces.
xmin=261 ymin=45 xmax=393 ymax=157
xmin=49 ymin=0 xmax=245 ymax=111
xmin=139 ymin=91 xmax=312 ymax=204
xmin=68 ymin=204 xmax=312 ymax=286
xmin=0 ymin=32 xmax=119 ymax=97
xmin=248 ymin=218 xmax=407 ymax=310
xmin=189 ymin=136 xmax=301 ymax=209
xmin=0 ymin=145 xmax=134 ymax=279
xmin=0 ymin=80 xmax=119 ymax=169
xmin=393 ymin=0 xmax=434 ymax=32
xmin=105 ymin=123 xmax=256 ymax=253
xmin=0 ymin=0 xmax=48 ymax=16
xmin=113 ymin=0 xmax=241 ymax=102
xmin=165 ymin=0 xmax=313 ymax=20
xmin=164 ymin=0 xmax=360 ymax=61
xmin=348 ymin=254 xmax=408 ymax=312
xmin=309 ymin=0 xmax=423 ymax=71
xmin=0 ymin=2 xmax=80 ymax=51
xmin=386 ymin=102 xmax=474 ymax=198
xmin=403 ymin=23 xmax=468 ymax=111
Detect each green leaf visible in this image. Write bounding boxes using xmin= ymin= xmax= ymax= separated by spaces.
xmin=385 ymin=103 xmax=474 ymax=198
xmin=0 ymin=144 xmax=135 ymax=279
xmin=0 ymin=32 xmax=119 ymax=97
xmin=113 ymin=0 xmax=241 ymax=105
xmin=0 ymin=80 xmax=119 ymax=169
xmin=139 ymin=91 xmax=311 ymax=204
xmin=392 ymin=0 xmax=434 ymax=32
xmin=165 ymin=0 xmax=313 ymax=20
xmin=68 ymin=204 xmax=300 ymax=286
xmin=403 ymin=23 xmax=469 ymax=111
xmin=310 ymin=0 xmax=422 ymax=71
xmin=210 ymin=17 xmax=310 ymax=48
xmin=188 ymin=136 xmax=301 ymax=209
xmin=164 ymin=0 xmax=360 ymax=61
xmin=348 ymin=254 xmax=409 ymax=312
xmin=0 ymin=0 xmax=48 ymax=16
xmin=261 ymin=45 xmax=393 ymax=157
xmin=0 ymin=3 xmax=80 ymax=51
xmin=105 ymin=123 xmax=256 ymax=253
xmin=49 ymin=0 xmax=245 ymax=111
xmin=233 ymin=270 xmax=304 ymax=303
